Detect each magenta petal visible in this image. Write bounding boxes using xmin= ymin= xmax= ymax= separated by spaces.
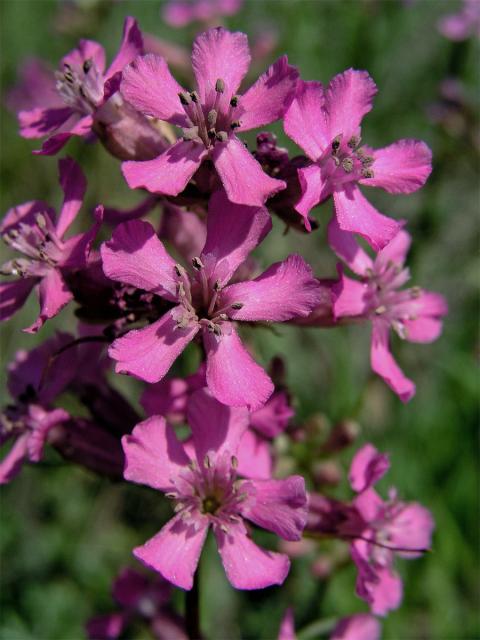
xmin=101 ymin=219 xmax=178 ymax=299
xmin=60 ymin=205 xmax=103 ymax=269
xmin=250 ymin=391 xmax=293 ymax=438
xmin=192 ymin=28 xmax=250 ymax=107
xmin=240 ymin=476 xmax=308 ymax=541
xmin=324 ymin=69 xmax=377 ymax=141
xmin=105 ymin=17 xmax=144 ymax=81
xmin=109 ymin=309 xmax=199 ymax=383
xmin=134 ymin=514 xmax=208 ymax=590
xmin=330 ymin=614 xmax=381 ymax=640
xmin=159 ymin=203 xmax=207 ymax=264
xmin=349 ymin=443 xmax=390 ymax=493
xmin=221 ymin=254 xmax=321 ymax=322
xmin=389 ymin=503 xmax=434 ymax=559
xmin=368 ymin=566 xmax=403 ymax=617
xmin=0 ymin=200 xmax=56 ymax=234
xmin=56 ymin=157 xmax=87 ymax=237
xmin=122 ymin=415 xmax=189 ymax=491
xmin=404 ymin=292 xmax=447 ymax=343
xmin=121 ymin=54 xmax=189 ymax=127
xmin=278 ymin=608 xmax=296 ymax=640
xmin=0 ymin=278 xmax=36 ymax=322
xmin=371 ymin=322 xmax=415 ymax=402
xmin=236 ymin=430 xmax=272 ymax=480
xmin=24 ymin=269 xmax=73 ymax=333
xmin=327 ymin=217 xmax=373 ymax=276
xmin=122 ymin=141 xmax=206 ymax=195
xmin=18 ymin=106 xmax=73 ymax=139
xmin=201 ymin=189 xmax=271 ymax=285
xmin=333 ymin=186 xmax=401 ymax=251
xmin=204 ymin=325 xmax=274 ymax=411
xmin=0 ymin=434 xmax=29 ymax=484
xmin=213 ymin=136 xmax=286 ymax=207
xmin=86 ymin=612 xmax=126 ymax=640
xmin=214 ymin=520 xmax=290 ymax=589
xmin=33 ymin=115 xmax=93 ymax=156
xmin=284 ymin=80 xmax=328 ymax=161
xmin=295 ymin=164 xmax=325 ymax=229
xmin=332 ymin=267 xmax=368 ymax=319
xmin=186 ymin=388 xmax=249 ymax=463
xmin=62 ymin=39 xmax=106 ymax=74
xmin=376 ymin=229 xmax=411 ymax=269
xmin=238 ymin=56 xmax=299 ymax=132
xmin=353 ymin=488 xmax=385 ymax=525
xmin=361 ymin=140 xmax=432 ymax=194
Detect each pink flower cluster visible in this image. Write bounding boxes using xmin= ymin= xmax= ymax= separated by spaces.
xmin=1 ymin=15 xmax=447 ymax=639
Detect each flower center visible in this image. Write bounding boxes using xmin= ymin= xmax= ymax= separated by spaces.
xmin=178 ymin=78 xmax=241 ymax=149
xmin=55 ymin=58 xmax=104 ymax=114
xmin=201 ymin=494 xmax=221 ymax=514
xmin=320 ymin=135 xmax=375 ymax=188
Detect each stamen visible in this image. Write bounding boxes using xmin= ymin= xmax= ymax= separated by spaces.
xmin=190 ymin=91 xmax=200 ymax=103
xmin=348 ymin=135 xmax=361 ymax=149
xmin=230 ymin=302 xmax=243 ymax=310
xmin=179 ymin=92 xmax=191 ymax=106
xmin=360 ymin=155 xmax=374 ymax=166
xmin=192 ymin=257 xmax=204 ymax=270
xmin=207 ymin=109 xmax=217 ymax=127
xmin=375 ymin=305 xmax=387 ymax=315
xmin=216 ymin=131 xmax=228 ymax=143
xmin=230 ymin=120 xmax=241 ymax=129
xmin=215 ymin=78 xmax=225 ymax=94
xmin=82 ymin=59 xmax=93 ymax=74
xmin=331 ymin=136 xmax=341 ymax=153
xmin=174 ymin=264 xmax=186 ymax=277
xmin=204 ymin=454 xmax=211 ymax=469
xmin=230 ymin=95 xmax=239 ymax=107
xmin=341 ymin=158 xmax=354 ymax=173
xmin=410 ymin=286 xmax=422 ymax=298
xmin=361 ymin=168 xmax=375 ymax=179
xmin=182 ymin=126 xmax=199 ymax=141
xmin=231 ymin=455 xmax=238 ymax=469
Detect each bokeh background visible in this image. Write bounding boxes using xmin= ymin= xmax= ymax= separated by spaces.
xmin=0 ymin=1 xmax=478 ymax=638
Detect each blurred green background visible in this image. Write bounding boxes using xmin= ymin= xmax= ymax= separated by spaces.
xmin=0 ymin=1 xmax=478 ymax=638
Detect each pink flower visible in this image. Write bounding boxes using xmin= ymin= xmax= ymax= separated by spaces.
xmin=17 ymin=17 xmax=161 ymax=158
xmin=438 ymin=0 xmax=480 ymax=41
xmin=162 ymin=0 xmax=242 ymax=27
xmin=0 ymin=157 xmax=102 ymax=332
xmin=121 ymin=27 xmax=299 ymax=206
xmin=284 ymin=72 xmax=432 ymax=249
xmin=348 ymin=444 xmax=435 ymax=616
xmin=122 ymin=388 xmax=308 ymax=590
xmin=329 ymin=220 xmax=447 ymax=401
xmin=330 ymin=613 xmax=381 ymax=640
xmin=101 ymin=190 xmax=322 ymax=410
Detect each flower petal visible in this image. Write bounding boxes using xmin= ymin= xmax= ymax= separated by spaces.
xmin=201 ymin=189 xmax=272 ymax=285
xmin=327 ymin=217 xmax=373 ymax=276
xmin=18 ymin=106 xmax=73 ymax=139
xmin=361 ymin=140 xmax=432 ymax=194
xmin=295 ymin=164 xmax=326 ymax=230
xmin=33 ymin=115 xmax=93 ymax=156
xmin=24 ymin=269 xmax=73 ymax=333
xmin=187 ymin=387 xmax=249 ymax=464
xmin=349 ymin=443 xmax=390 ymax=493
xmin=221 ymin=254 xmax=321 ymax=322
xmin=330 ymin=614 xmax=381 ymax=640
xmin=56 ymin=157 xmax=87 ymax=237
xmin=101 ymin=219 xmax=178 ymax=300
xmin=278 ymin=608 xmax=296 ymax=640
xmin=86 ymin=613 xmax=126 ymax=640
xmin=62 ymin=39 xmax=106 ymax=74
xmin=0 ymin=200 xmax=56 ymax=234
xmin=141 ymin=366 xmax=206 ymax=421
xmin=159 ymin=203 xmax=207 ymax=264
xmin=388 ymin=502 xmax=434 ymax=559
xmin=333 ymin=186 xmax=401 ymax=251
xmin=237 ymin=56 xmax=299 ymax=132
xmin=0 ymin=434 xmax=29 ymax=484
xmin=122 ymin=140 xmax=206 ymax=196
xmin=105 ymin=17 xmax=144 ymax=81
xmin=134 ymin=514 xmax=208 ymax=591
xmin=109 ymin=309 xmax=199 ymax=383
xmin=213 ymin=136 xmax=286 ymax=207
xmin=122 ymin=415 xmax=190 ymax=491
xmin=192 ymin=28 xmax=250 ymax=109
xmin=404 ymin=291 xmax=448 ymax=343
xmin=324 ymin=69 xmax=377 ymax=141
xmin=121 ymin=54 xmax=189 ymax=127
xmin=376 ymin=229 xmax=411 ymax=269
xmin=214 ymin=520 xmax=290 ymax=589
xmin=250 ymin=391 xmax=293 ymax=439
xmin=332 ymin=266 xmax=368 ymax=319
xmin=204 ymin=325 xmax=273 ymax=411
xmin=236 ymin=430 xmax=272 ymax=480
xmin=240 ymin=476 xmax=308 ymax=540
xmin=60 ymin=205 xmax=103 ymax=269
xmin=284 ymin=80 xmax=328 ymax=160
xmin=0 ymin=278 xmax=36 ymax=322
xmin=371 ymin=322 xmax=415 ymax=402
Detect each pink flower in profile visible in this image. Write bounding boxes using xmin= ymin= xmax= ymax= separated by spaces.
xmin=330 ymin=613 xmax=381 ymax=640
xmin=284 ymin=72 xmax=432 ymax=249
xmin=101 ymin=190 xmax=322 ymax=410
xmin=348 ymin=444 xmax=435 ymax=616
xmin=121 ymin=27 xmax=299 ymax=206
xmin=122 ymin=388 xmax=308 ymax=590
xmin=18 ymin=17 xmax=143 ymax=155
xmin=0 ymin=157 xmax=102 ymax=332
xmin=438 ymin=0 xmax=480 ymax=41
xmin=162 ymin=0 xmax=242 ymax=27
xmin=329 ymin=219 xmax=447 ymax=401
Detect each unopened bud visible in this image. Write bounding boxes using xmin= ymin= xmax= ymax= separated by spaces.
xmin=322 ymin=419 xmax=360 ymax=453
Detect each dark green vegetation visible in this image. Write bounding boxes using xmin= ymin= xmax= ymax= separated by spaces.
xmin=0 ymin=1 xmax=478 ymax=638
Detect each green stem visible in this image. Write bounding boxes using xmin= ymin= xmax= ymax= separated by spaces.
xmin=185 ymin=570 xmax=202 ymax=640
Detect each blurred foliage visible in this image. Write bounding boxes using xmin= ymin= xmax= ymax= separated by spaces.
xmin=0 ymin=1 xmax=479 ymax=639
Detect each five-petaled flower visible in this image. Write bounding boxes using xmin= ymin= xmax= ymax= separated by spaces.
xmin=284 ymin=71 xmax=432 ymax=249
xmin=122 ymin=388 xmax=308 ymax=590
xmin=120 ymin=26 xmax=299 ymax=206
xmin=0 ymin=157 xmax=102 ymax=332
xmin=329 ymin=219 xmax=447 ymax=401
xmin=101 ymin=190 xmax=322 ymax=410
